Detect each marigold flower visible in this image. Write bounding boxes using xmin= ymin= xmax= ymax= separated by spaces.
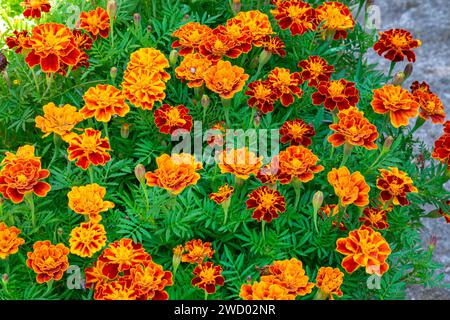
xmin=21 ymin=0 xmax=51 ymax=19
xmin=277 ymin=146 xmax=324 ymax=184
xmin=206 ymin=122 xmax=226 ymax=147
xmin=315 ymin=267 xmax=344 ymax=300
xmin=69 ymin=222 xmax=107 ymax=258
xmin=122 ymin=69 xmax=167 ymax=110
xmin=327 ymin=167 xmax=370 ymax=207
xmin=298 ymin=56 xmax=335 ymax=87
xmin=432 ymin=121 xmax=450 ymax=165
xmin=25 ymin=23 xmax=81 ymax=73
xmin=26 ymin=240 xmax=70 ymax=283
xmin=70 ymin=29 xmax=93 ymax=70
xmin=359 ymin=206 xmax=389 ymax=230
xmin=129 ymin=260 xmax=173 ymax=300
xmin=256 ymin=157 xmax=279 ymax=186
xmin=79 ymin=7 xmax=110 ymax=39
xmin=35 ymin=102 xmax=83 ymax=142
xmin=203 ymin=60 xmax=249 ymax=99
xmin=218 ymin=147 xmax=263 ymax=180
xmin=85 ymin=259 xmax=110 ymax=289
xmin=199 ymin=27 xmax=245 ymax=61
xmin=154 ymin=104 xmax=193 ymax=135
xmin=376 ymin=167 xmax=418 ymax=206
xmin=210 ymin=183 xmax=234 ymax=204
xmin=245 ymin=80 xmax=278 ymax=114
xmin=246 ymin=186 xmax=286 ymax=223
xmin=1 ymin=145 xmax=38 ymax=165
xmin=319 ymin=204 xmax=347 ymax=230
xmin=240 ymin=279 xmax=296 ymax=300
xmin=336 ymin=226 xmax=391 ymax=275
xmin=228 ymin=10 xmax=274 ymax=43
xmin=328 ymin=107 xmax=378 ymax=150
xmin=126 ymin=48 xmax=171 ymax=82
xmin=316 ymin=2 xmax=355 ymax=40
xmin=0 ymin=222 xmax=25 ymax=259
xmin=253 ymin=35 xmax=286 ymax=57
xmin=172 ymin=22 xmax=213 ymax=55
xmin=312 ymin=79 xmax=359 ymax=111
xmin=280 ymin=119 xmax=315 ymax=147
xmin=182 ymin=239 xmax=214 ymax=264
xmin=267 ymin=67 xmax=303 ymax=107
xmin=95 ymin=278 xmax=138 ymax=300
xmin=192 ymin=262 xmax=224 ymax=294
xmin=67 ymin=128 xmax=111 ymax=170
xmin=270 ymin=0 xmax=316 ymax=36
xmin=175 ymin=53 xmax=212 ymax=88
xmin=410 ymin=83 xmax=446 ymax=124
xmin=6 ymin=30 xmax=30 ymax=54
xmin=81 ymin=84 xmax=129 ymax=122
xmin=371 ymin=85 xmax=419 ymax=128
xmin=67 ymin=183 xmax=115 ymax=222
xmin=373 ymin=29 xmax=421 ymax=62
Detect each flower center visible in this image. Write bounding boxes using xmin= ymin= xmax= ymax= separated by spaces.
xmin=390 ymin=35 xmax=409 ymax=48
xmin=328 ymin=81 xmax=345 ymax=97
xmin=199 ymin=267 xmax=216 ymax=283
xmin=254 ymin=84 xmax=271 ymax=99
xmin=82 ymin=135 xmax=99 ymax=152
xmin=308 ymin=62 xmax=324 ymax=75
xmin=289 ymin=123 xmax=307 ymax=138
xmin=166 ymin=108 xmax=185 ymax=126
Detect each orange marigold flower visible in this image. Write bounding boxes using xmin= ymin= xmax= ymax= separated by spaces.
xmin=191 ymin=262 xmax=224 ymax=294
xmin=253 ymin=35 xmax=286 ymax=57
xmin=328 ymin=107 xmax=379 ymax=150
xmin=210 ymin=183 xmax=234 ymax=204
xmin=319 ymin=204 xmax=347 ymax=231
xmin=204 ymin=60 xmax=249 ymax=99
xmin=280 ymin=119 xmax=315 ymax=146
xmin=1 ymin=145 xmax=38 ymax=165
xmin=85 ymin=259 xmax=110 ymax=289
xmin=371 ymin=84 xmax=419 ymax=128
xmin=277 ymin=145 xmax=324 ymax=184
xmin=25 ymin=23 xmax=81 ymax=73
xmin=94 ymin=278 xmax=139 ymax=300
xmin=145 ymin=153 xmax=202 ymax=195
xmin=298 ymin=56 xmax=335 ymax=87
xmin=411 ymin=81 xmax=432 ymax=96
xmin=327 ymin=167 xmax=370 ymax=207
xmin=316 ymin=2 xmax=355 ymax=40
xmin=240 ymin=279 xmax=296 ymax=300
xmin=0 ymin=222 xmax=25 ymax=259
xmin=411 ymin=88 xmax=446 ymax=124
xmin=373 ymin=29 xmax=421 ymax=62
xmin=228 ymin=10 xmax=274 ymax=43
xmin=172 ymin=22 xmax=213 ymax=55
xmin=21 ymin=0 xmax=51 ymax=19
xmin=217 ymin=23 xmax=253 ymax=55
xmin=67 ymin=183 xmax=115 ymax=222
xmin=175 ymin=53 xmax=212 ymax=88
xmin=206 ymin=122 xmax=226 ymax=147
xmin=218 ymin=147 xmax=263 ymax=180
xmin=246 ymin=186 xmax=286 ymax=223
xmin=245 ymin=80 xmax=278 ymax=114
xmin=182 ymin=239 xmax=214 ymax=264
xmin=26 ymin=240 xmax=69 ymax=283
xmin=81 ymin=84 xmax=129 ymax=122
xmin=69 ymin=222 xmax=107 ymax=258
xmin=376 ymin=167 xmax=418 ymax=206
xmin=35 ymin=102 xmax=83 ymax=142
xmin=312 ymin=79 xmax=359 ymax=111
xmin=336 ymin=226 xmax=391 ymax=275
xmin=199 ymin=27 xmax=246 ymax=61
xmin=359 ymin=206 xmax=390 ymax=230
xmin=79 ymin=7 xmax=110 ymax=39
xmin=270 ymin=0 xmax=316 ymax=36
xmin=129 ymin=260 xmax=173 ymax=300
xmin=67 ymin=128 xmax=111 ymax=170
xmin=267 ymin=67 xmax=303 ymax=107
xmin=315 ymin=267 xmax=344 ymax=300
xmin=6 ymin=30 xmax=30 ymax=54
xmin=256 ymin=157 xmax=279 ymax=186
xmin=432 ymin=121 xmax=450 ymax=165
xmin=154 ymin=104 xmax=193 ymax=135
xmin=126 ymin=48 xmax=171 ymax=82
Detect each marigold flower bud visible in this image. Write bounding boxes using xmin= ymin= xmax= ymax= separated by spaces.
xmin=183 ymin=14 xmax=190 ymax=20
xmin=258 ymin=50 xmax=272 ymax=69
xmin=0 ymin=51 xmax=8 ymax=73
xmin=2 ymin=274 xmax=9 ymax=284
xmin=172 ymin=245 xmax=183 ymax=275
xmin=250 ymin=56 xmax=259 ymax=69
xmin=429 ymin=235 xmax=437 ymax=251
xmin=133 ymin=13 xmax=141 ymax=28
xmin=121 ymin=123 xmax=130 ymax=138
xmin=392 ymin=72 xmax=405 ymax=86
xmin=382 ymin=136 xmax=394 ymax=153
xmin=169 ymin=50 xmax=179 ymax=66
xmin=110 ymin=67 xmax=118 ymax=80
xmin=254 ymin=110 xmax=261 ymax=128
xmin=147 ymin=25 xmax=152 ymax=33
xmin=201 ymin=94 xmax=210 ymax=110
xmin=134 ymin=164 xmax=146 ymax=184
xmin=312 ymin=191 xmax=324 ymax=213
xmin=57 ymin=228 xmax=63 ymax=236
xmin=232 ymin=0 xmax=241 ymax=14
xmin=107 ymin=0 xmax=117 ymax=19
xmin=404 ymin=63 xmax=413 ymax=78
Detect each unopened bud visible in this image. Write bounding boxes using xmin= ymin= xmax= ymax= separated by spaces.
xmin=107 ymin=0 xmax=117 ymax=19
xmin=183 ymin=14 xmax=190 ymax=20
xmin=172 ymin=245 xmax=183 ymax=274
xmin=169 ymin=50 xmax=179 ymax=66
xmin=134 ymin=164 xmax=146 ymax=184
xmin=2 ymin=274 xmax=8 ymax=284
xmin=312 ymin=191 xmax=324 ymax=213
xmin=365 ymin=0 xmax=375 ymax=10
xmin=232 ymin=0 xmax=241 ymax=14
xmin=246 ymin=275 xmax=252 ymax=283
xmin=146 ymin=25 xmax=152 ymax=33
xmin=201 ymin=94 xmax=210 ymax=109
xmin=57 ymin=228 xmax=63 ymax=236
xmin=254 ymin=110 xmax=261 ymax=128
xmin=121 ymin=123 xmax=130 ymax=138
xmin=382 ymin=136 xmax=394 ymax=153
xmin=110 ymin=67 xmax=118 ymax=80
xmin=404 ymin=63 xmax=413 ymax=78
xmin=0 ymin=51 xmax=8 ymax=73
xmin=133 ymin=13 xmax=141 ymax=29
xmin=258 ymin=49 xmax=272 ymax=68
xmin=429 ymin=235 xmax=437 ymax=251
xmin=392 ymin=72 xmax=405 ymax=86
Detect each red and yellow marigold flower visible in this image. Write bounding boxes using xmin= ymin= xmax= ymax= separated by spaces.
xmin=267 ymin=67 xmax=303 ymax=107
xmin=245 ymin=80 xmax=278 ymax=114
xmin=327 ymin=167 xmax=370 ymax=207
xmin=26 ymin=240 xmax=70 ymax=283
xmin=79 ymin=7 xmax=110 ymax=39
xmin=253 ymin=36 xmax=286 ymax=58
xmin=432 ymin=121 xmax=450 ymax=165
xmin=172 ymin=22 xmax=213 ymax=55
xmin=214 ymin=24 xmax=252 ymax=56
xmin=1 ymin=145 xmax=38 ymax=165
xmin=316 ymin=2 xmax=355 ymax=40
xmin=203 ymin=60 xmax=249 ymax=99
xmin=6 ymin=30 xmax=30 ymax=54
xmin=315 ymin=267 xmax=344 ymax=300
xmin=153 ymin=104 xmax=193 ymax=135
xmin=411 ymin=82 xmax=446 ymax=124
xmin=206 ymin=122 xmax=226 ymax=147
xmin=69 ymin=29 xmax=93 ymax=71
xmin=67 ymin=183 xmax=115 ymax=222
xmin=328 ymin=107 xmax=379 ymax=150
xmin=373 ymin=29 xmax=421 ymax=62
xmin=199 ymin=27 xmax=245 ymax=62
xmin=67 ymin=128 xmax=111 ymax=170
xmin=312 ymin=79 xmax=359 ymax=111
xmin=371 ymin=84 xmax=419 ymax=128
xmin=359 ymin=206 xmax=390 ymax=230
xmin=182 ymin=239 xmax=214 ymax=264
xmin=125 ymin=48 xmax=170 ymax=82
xmin=240 ymin=279 xmax=296 ymax=300
xmin=69 ymin=222 xmax=107 ymax=258
xmin=191 ymin=262 xmax=225 ymax=294
xmin=277 ymin=146 xmax=324 ymax=184
xmin=227 ymin=10 xmax=274 ymax=43
xmin=0 ymin=222 xmax=25 ymax=259
xmin=210 ymin=183 xmax=234 ymax=204
xmin=129 ymin=260 xmax=173 ymax=300
xmin=319 ymin=204 xmax=347 ymax=230
xmin=85 ymin=259 xmax=110 ymax=289
xmin=336 ymin=226 xmax=391 ymax=275
xmin=280 ymin=119 xmax=316 ymax=147
xmin=270 ymin=0 xmax=316 ymax=36
xmin=256 ymin=157 xmax=280 ymax=186
xmin=376 ymin=167 xmax=418 ymax=206
xmin=81 ymin=84 xmax=129 ymax=122
xmin=21 ymin=0 xmax=51 ymax=19
xmin=94 ymin=278 xmax=138 ymax=300
xmin=246 ymin=186 xmax=286 ymax=223
xmin=175 ymin=53 xmax=212 ymax=88
xmin=218 ymin=147 xmax=263 ymax=180
xmin=298 ymin=56 xmax=335 ymax=87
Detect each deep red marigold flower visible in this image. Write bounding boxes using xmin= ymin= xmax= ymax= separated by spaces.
xmin=298 ymin=56 xmax=335 ymax=87
xmin=319 ymin=204 xmax=347 ymax=231
xmin=410 ymin=82 xmax=446 ymax=124
xmin=312 ymin=79 xmax=359 ymax=111
xmin=69 ymin=222 xmax=107 ymax=258
xmin=218 ymin=147 xmax=263 ymax=180
xmin=85 ymin=259 xmax=110 ymax=289
xmin=210 ymin=183 xmax=234 ymax=204
xmin=172 ymin=22 xmax=213 ymax=55
xmin=240 ymin=279 xmax=296 ymax=300
xmin=94 ymin=278 xmax=138 ymax=300
xmin=182 ymin=239 xmax=214 ymax=264
xmin=327 ymin=167 xmax=370 ymax=207
xmin=376 ymin=167 xmax=418 ymax=206
xmin=192 ymin=262 xmax=224 ymax=294
xmin=154 ymin=104 xmax=193 ymax=135
xmin=432 ymin=121 xmax=450 ymax=165
xmin=267 ymin=67 xmax=303 ymax=107
xmin=336 ymin=226 xmax=391 ymax=275
xmin=316 ymin=2 xmax=355 ymax=40
xmin=270 ymin=0 xmax=316 ymax=36
xmin=277 ymin=146 xmax=324 ymax=184
xmin=79 ymin=7 xmax=110 ymax=39
xmin=253 ymin=35 xmax=286 ymax=57
xmin=129 ymin=260 xmax=173 ymax=300
xmin=81 ymin=84 xmax=129 ymax=122
xmin=6 ymin=30 xmax=30 ymax=54
xmin=26 ymin=240 xmax=70 ymax=283
xmin=203 ymin=60 xmax=249 ymax=99
xmin=246 ymin=186 xmax=286 ymax=223
xmin=67 ymin=128 xmax=111 ymax=170
xmin=126 ymin=48 xmax=171 ymax=82
xmin=0 ymin=222 xmax=25 ymax=259
xmin=175 ymin=53 xmax=212 ymax=88
xmin=359 ymin=206 xmax=390 ymax=230
xmin=280 ymin=119 xmax=315 ymax=146
xmin=245 ymin=80 xmax=278 ymax=114
xmin=21 ymin=0 xmax=51 ymax=19
xmin=227 ymin=10 xmax=274 ymax=43
xmin=70 ymin=29 xmax=93 ymax=71
xmin=373 ymin=29 xmax=421 ymax=62
xmin=328 ymin=107 xmax=379 ymax=150
xmin=315 ymin=267 xmax=344 ymax=300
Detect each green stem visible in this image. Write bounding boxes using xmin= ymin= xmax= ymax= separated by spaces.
xmin=110 ymin=17 xmax=115 ymax=48
xmin=204 ymin=291 xmax=208 ymax=300
xmin=336 ymin=203 xmax=347 ymax=230
xmin=223 ymin=205 xmax=229 ymax=225
xmin=32 ymin=67 xmax=41 ymax=98
xmin=388 ymin=62 xmax=396 ymax=78
xmin=48 ymin=134 xmax=61 ymax=168
xmin=248 ymin=108 xmax=255 ymax=129
xmin=141 ymin=182 xmax=153 ymax=224
xmin=88 ymin=166 xmax=94 ymax=184
xmin=340 ymin=143 xmax=353 ymax=167
xmin=103 ymin=122 xmax=110 ymax=140
xmin=261 ymin=220 xmax=266 ymax=241
xmin=41 ymin=73 xmax=53 ymax=99
xmin=25 ymin=193 xmax=35 ymax=229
